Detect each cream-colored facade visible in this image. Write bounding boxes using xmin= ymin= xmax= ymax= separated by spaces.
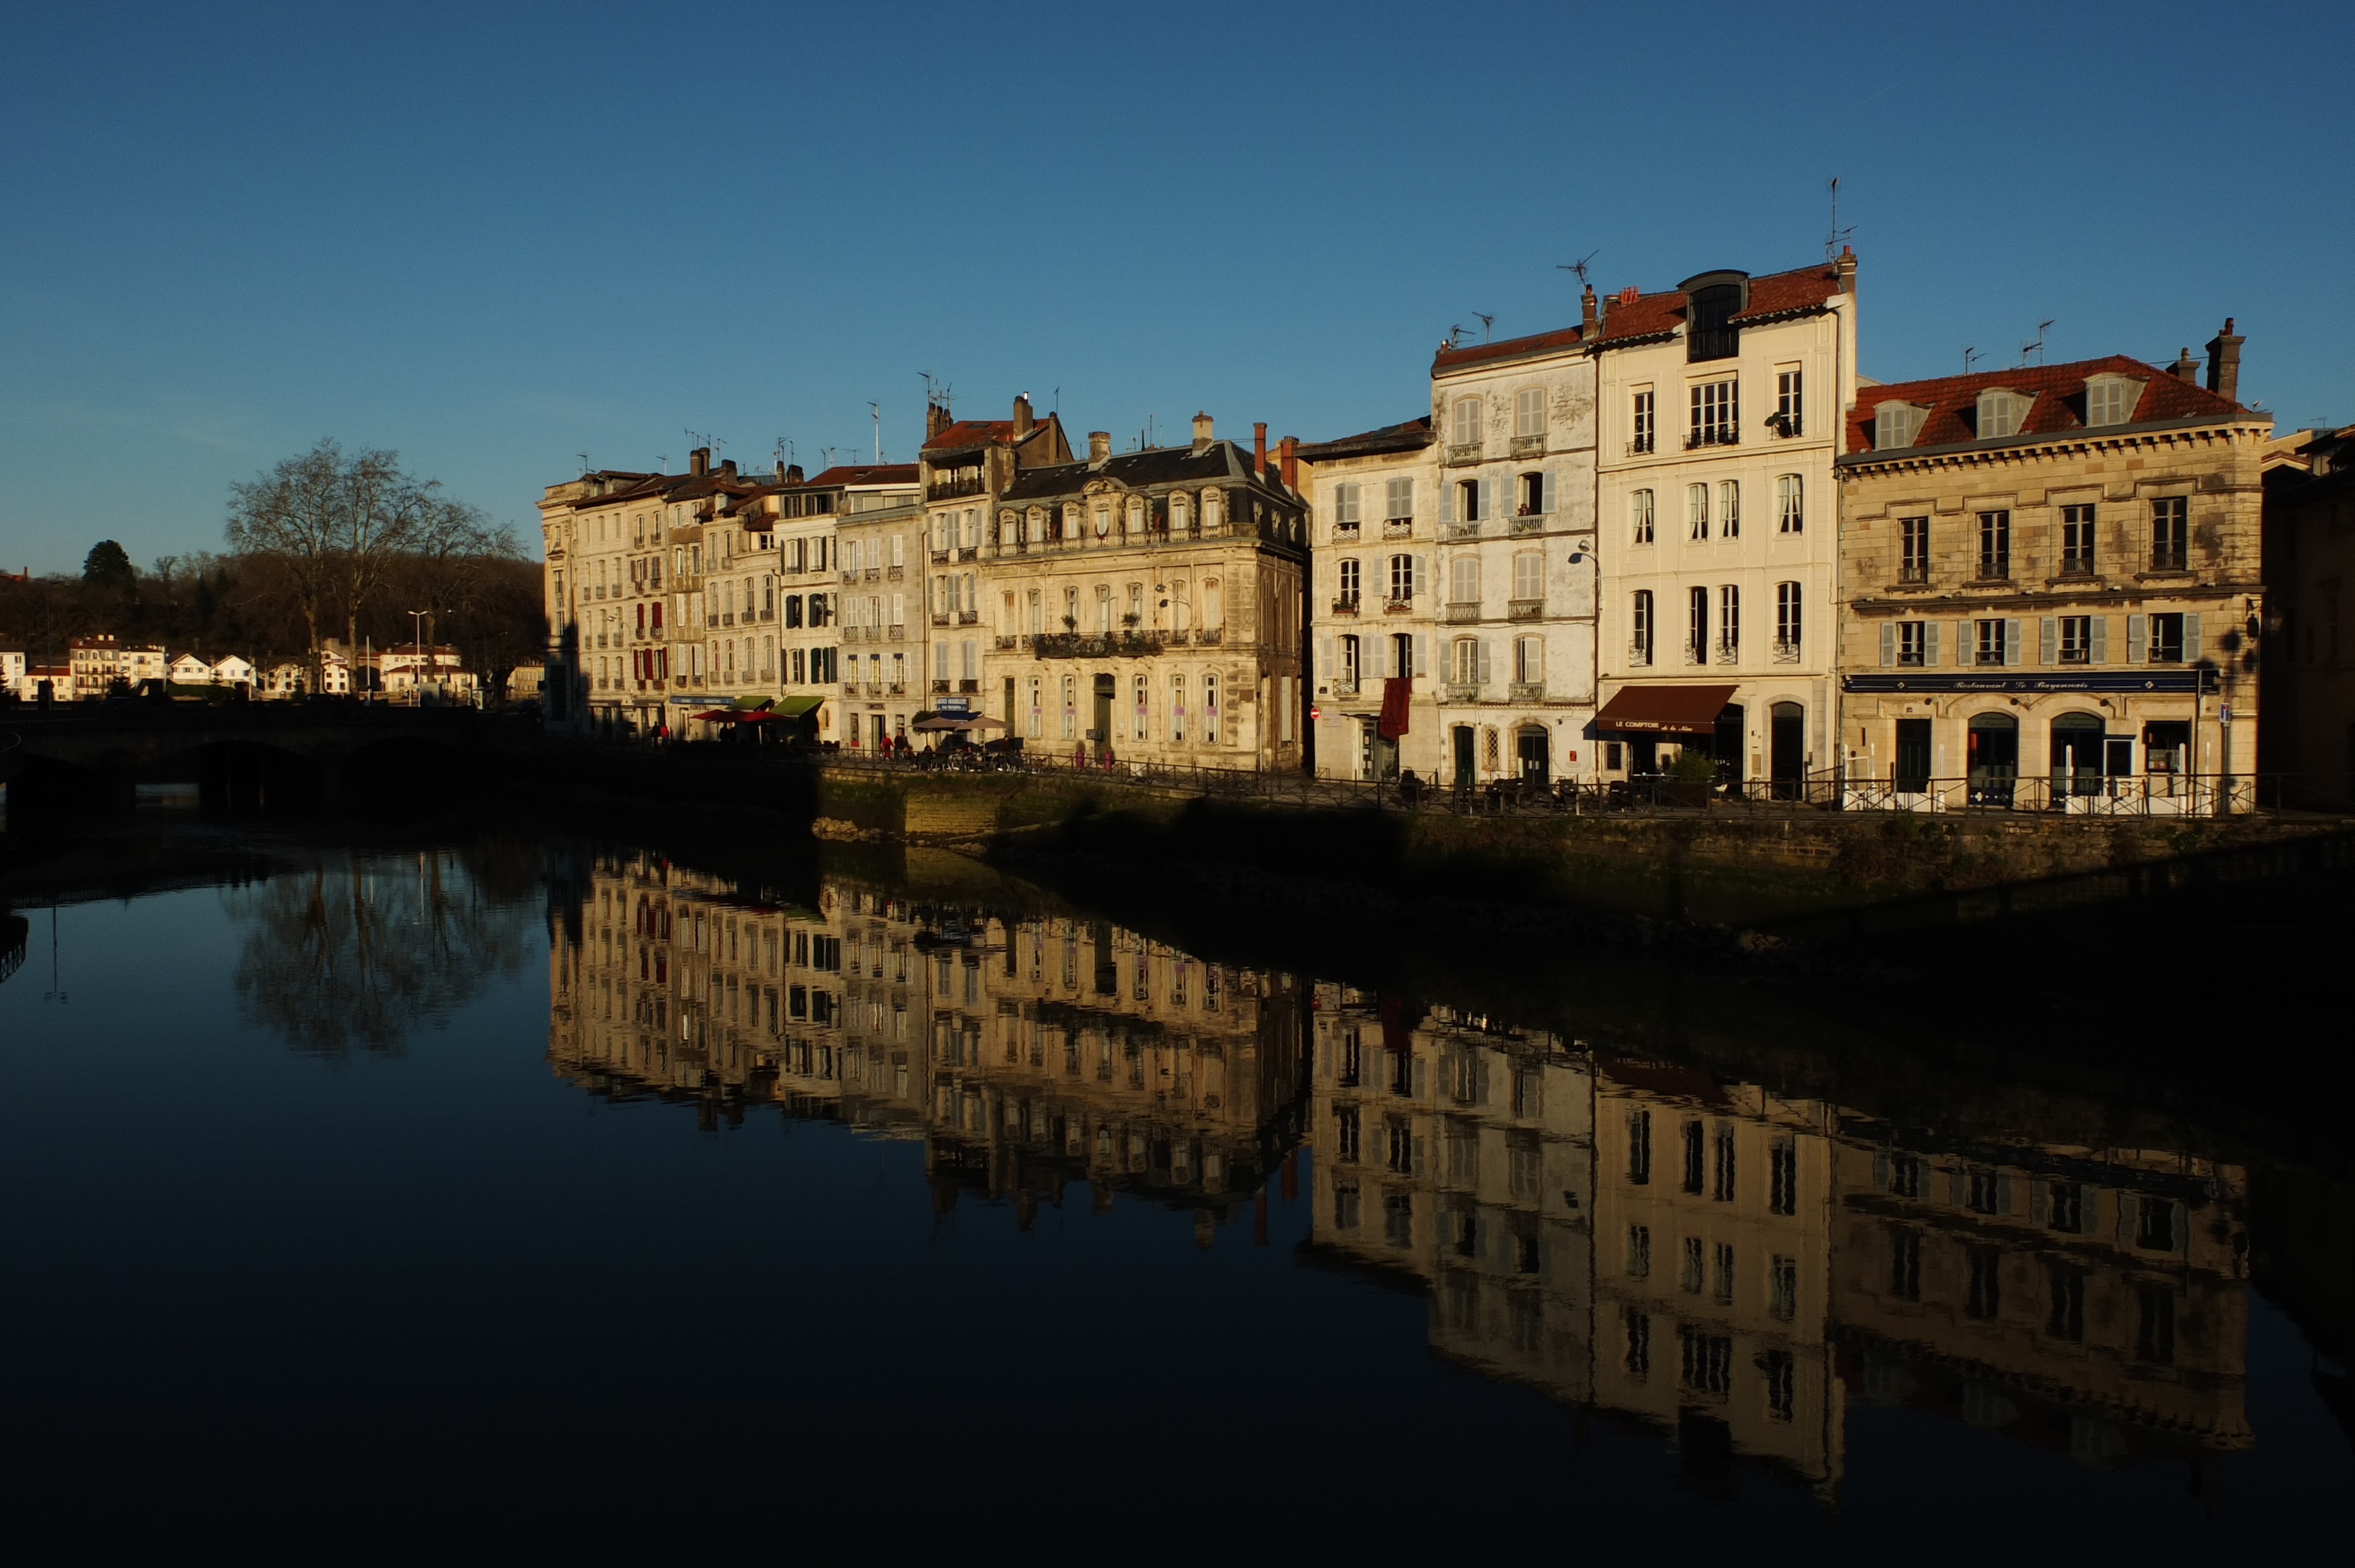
xmin=1295 ymin=418 xmax=1436 ymax=779
xmin=1592 ymin=254 xmax=1858 ymax=790
xmin=825 ymin=463 xmax=924 ymax=752
xmin=974 ymin=417 xmax=1309 ymax=769
xmin=1837 ymin=338 xmax=2268 ymax=812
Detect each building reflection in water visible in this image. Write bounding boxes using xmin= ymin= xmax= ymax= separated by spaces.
xmin=546 ymin=856 xmax=2250 ymax=1499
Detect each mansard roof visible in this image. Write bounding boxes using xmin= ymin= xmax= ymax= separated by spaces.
xmin=1293 ymin=416 xmax=1434 ymax=460
xmin=996 ymin=439 xmax=1295 ymax=504
xmin=1591 ymin=260 xmax=1846 ymax=348
xmin=1843 ymin=356 xmax=2255 ymax=457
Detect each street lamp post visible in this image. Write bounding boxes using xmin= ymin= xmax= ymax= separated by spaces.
xmin=409 ymin=609 xmax=427 ymax=707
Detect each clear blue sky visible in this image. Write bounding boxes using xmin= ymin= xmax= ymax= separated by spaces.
xmin=3 ymin=0 xmax=2348 ymax=575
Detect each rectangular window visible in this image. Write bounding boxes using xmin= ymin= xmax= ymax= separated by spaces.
xmin=2148 ymin=612 xmax=2185 ymax=663
xmin=1681 ymin=1119 xmax=1704 ymax=1194
xmin=1687 ymin=482 xmax=1709 ymax=541
xmin=1774 ymin=581 xmax=1802 ymax=659
xmin=2152 ymin=496 xmax=2189 ymax=570
xmin=1978 ymin=510 xmax=2011 ymax=579
xmin=1975 ymin=619 xmax=2007 ymax=666
xmin=1626 ymin=1224 xmax=1651 ymax=1278
xmin=1627 ymin=1109 xmax=1652 ymax=1184
xmin=1389 ymin=554 xmax=1414 ymax=602
xmin=1338 ymin=557 xmax=1361 ymax=604
xmin=1680 ymin=1235 xmax=1704 ymax=1294
xmin=1687 ymin=586 xmax=1709 ymax=665
xmin=2058 ymin=615 xmax=2091 ymax=664
xmin=1966 ymin=1248 xmax=2002 ymax=1320
xmin=1631 ymin=488 xmax=1655 ymax=544
xmin=1631 ymin=389 xmax=1656 ymax=455
xmin=1384 ymin=476 xmax=1414 ymax=523
xmin=1717 ymin=584 xmax=1739 ymax=662
xmin=1774 ymin=368 xmax=1803 ymax=436
xmin=1333 ymin=483 xmax=1361 ymax=525
xmin=1890 ymin=1228 xmax=1921 ymax=1301
xmin=2047 ymin=1265 xmax=2085 ymax=1341
xmin=1624 ymin=1309 xmax=1650 ymax=1378
xmin=1689 ymin=380 xmax=1737 ymax=447
xmin=1719 ymin=479 xmax=1740 ymax=538
xmin=1631 ymin=590 xmax=1653 ymax=665
xmin=1769 ymin=1137 xmax=1798 ymax=1215
xmin=1515 ymin=387 xmax=1545 ymax=438
xmin=1777 ymin=473 xmax=1803 ymax=533
xmin=1763 ymin=1348 xmax=1796 ymax=1421
xmin=1169 ymin=674 xmax=1186 ymax=742
xmin=1899 ymin=516 xmax=1929 ymax=583
xmin=2061 ymin=504 xmax=2097 ymax=575
xmin=1680 ymin=1326 xmax=1733 ymax=1396
xmin=1712 ymin=1122 xmax=1736 ymax=1202
xmin=1898 ymin=622 xmax=1926 ymax=666
xmin=1769 ymin=1255 xmax=1797 ymax=1323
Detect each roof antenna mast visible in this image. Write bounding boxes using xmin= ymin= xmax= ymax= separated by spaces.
xmin=2022 ymin=318 xmax=2055 ymax=367
xmin=1556 ymin=250 xmax=1598 ymax=288
xmin=1474 ymin=312 xmax=1495 ymax=343
xmin=1825 ymin=177 xmax=1854 ymax=261
xmin=870 ymin=401 xmax=882 ymax=464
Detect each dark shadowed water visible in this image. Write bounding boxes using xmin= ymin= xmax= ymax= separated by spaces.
xmin=1 ymin=821 xmax=2347 ymax=1561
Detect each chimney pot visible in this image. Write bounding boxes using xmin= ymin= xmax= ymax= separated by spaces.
xmin=1253 ymin=422 xmax=1267 ymax=476
xmin=1581 ymin=287 xmax=1597 ymax=333
xmin=1014 ymin=393 xmax=1034 ymax=437
xmin=1087 ymin=430 xmax=1110 ymax=464
xmin=2205 ymin=318 xmax=2244 ymax=403
xmin=1279 ymin=435 xmax=1298 ymax=491
xmin=1618 ymin=285 xmax=1640 ymax=305
xmin=689 ymin=447 xmax=709 ymax=476
xmin=1191 ymin=410 xmax=1214 ymax=451
xmin=2171 ymin=347 xmax=2200 ymax=382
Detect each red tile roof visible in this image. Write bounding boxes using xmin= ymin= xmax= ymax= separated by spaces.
xmin=806 ymin=463 xmax=918 ymax=487
xmin=1591 ymin=261 xmax=1846 ymax=346
xmin=1432 ymin=324 xmax=1585 ymax=372
xmin=923 ymin=419 xmax=1019 ymax=451
xmin=1845 ymin=356 xmax=2254 ymax=454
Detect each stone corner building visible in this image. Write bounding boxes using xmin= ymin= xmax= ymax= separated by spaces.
xmin=974 ymin=413 xmax=1309 ymax=769
xmin=1836 ymin=327 xmax=2267 ymax=810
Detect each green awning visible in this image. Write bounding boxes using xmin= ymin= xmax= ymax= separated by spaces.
xmin=731 ymin=695 xmax=775 ymax=711
xmin=772 ymin=695 xmax=824 ymax=717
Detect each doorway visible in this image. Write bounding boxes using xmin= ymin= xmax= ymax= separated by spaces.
xmin=1515 ymin=726 xmax=1550 ymax=788
xmin=1452 ymin=725 xmax=1475 ymax=790
xmin=1769 ymin=702 xmax=1805 ymax=800
xmin=1091 ymin=675 xmax=1114 ymax=745
xmin=1628 ymin=736 xmax=1660 ymax=776
xmin=1966 ymin=712 xmax=2019 ymax=806
xmin=2049 ymin=712 xmax=2105 ymax=798
xmin=1893 ymin=717 xmax=1931 ymax=794
xmin=2143 ymin=720 xmax=2190 ymax=795
xmin=870 ymin=714 xmax=886 ymax=751
xmin=1713 ymin=705 xmax=1744 ymax=786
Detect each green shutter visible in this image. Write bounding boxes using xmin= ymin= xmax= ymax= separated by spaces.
xmin=1879 ymin=623 xmax=1895 ymax=667
xmin=2184 ymin=611 xmax=2202 ymax=662
xmin=1925 ymin=622 xmax=1941 ymax=666
xmin=2089 ymin=616 xmax=2108 ymax=663
xmin=2127 ymin=613 xmax=2147 ymax=663
xmin=2039 ymin=617 xmax=2057 ymax=665
xmin=2005 ymin=618 xmax=2024 ymax=666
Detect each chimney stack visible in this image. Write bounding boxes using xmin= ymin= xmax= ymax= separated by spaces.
xmin=719 ymin=458 xmax=736 ymax=476
xmin=1253 ymin=422 xmax=1267 ymax=476
xmin=1833 ymin=243 xmax=1857 ymax=297
xmin=1279 ymin=435 xmax=1298 ymax=491
xmin=2170 ymin=347 xmax=2201 ymax=382
xmin=1191 ymin=410 xmax=1214 ymax=453
xmin=1087 ymin=430 xmax=1110 ymax=464
xmin=785 ymin=464 xmax=804 ymax=484
xmin=2205 ymin=317 xmax=2244 ymax=403
xmin=1013 ymin=393 xmax=1035 ymax=436
xmin=689 ymin=447 xmax=710 ymax=476
xmin=926 ymin=400 xmax=952 ymax=441
xmin=1581 ymin=286 xmax=1597 ymax=333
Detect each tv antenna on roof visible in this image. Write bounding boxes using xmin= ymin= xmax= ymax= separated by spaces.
xmin=1474 ymin=313 xmax=1494 ymax=343
xmin=869 ymin=401 xmax=883 ymax=463
xmin=1963 ymin=347 xmax=1979 ymax=374
xmin=656 ymin=453 xmax=669 ymax=473
xmin=1556 ymin=250 xmax=1599 ymax=288
xmin=576 ymin=453 xmax=591 ymax=476
xmin=1825 ymin=177 xmax=1855 ymax=261
xmin=1444 ymin=324 xmax=1470 ymax=349
xmin=2022 ymin=318 xmax=2055 ymax=367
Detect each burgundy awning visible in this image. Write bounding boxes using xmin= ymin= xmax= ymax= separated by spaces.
xmin=1593 ymin=684 xmax=1738 ymax=734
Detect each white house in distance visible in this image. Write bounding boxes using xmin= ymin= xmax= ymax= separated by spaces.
xmin=1590 ymin=250 xmax=1858 ymax=795
xmin=1 ymin=647 xmax=25 ymax=698
xmin=167 ymin=652 xmax=214 ymax=686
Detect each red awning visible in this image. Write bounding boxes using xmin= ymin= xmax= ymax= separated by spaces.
xmin=1594 ymin=684 xmax=1738 ymax=734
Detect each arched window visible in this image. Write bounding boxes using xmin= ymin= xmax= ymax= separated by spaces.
xmin=1094 ymin=583 xmax=1112 ymax=632
xmin=1687 ymin=483 xmax=1710 ymax=540
xmin=999 ymin=510 xmax=1017 ymax=546
xmin=1062 ymin=503 xmax=1080 ymax=541
xmin=1452 ymin=637 xmax=1487 ymax=686
xmin=1203 ymin=675 xmax=1219 ymax=743
xmin=1093 ymin=505 xmax=1110 ymax=539
xmin=1202 ymin=490 xmax=1222 ymax=533
xmin=1170 ymin=492 xmax=1190 ymax=534
xmin=1126 ymin=497 xmax=1145 ymax=535
xmin=1172 ymin=579 xmax=1191 ymax=631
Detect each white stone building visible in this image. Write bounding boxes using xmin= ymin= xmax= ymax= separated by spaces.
xmin=1590 ymin=252 xmax=1858 ymax=793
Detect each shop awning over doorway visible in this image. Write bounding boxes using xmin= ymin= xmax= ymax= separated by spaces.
xmin=1594 ymin=684 xmax=1737 ymax=734
xmin=772 ymin=695 xmax=824 ymax=717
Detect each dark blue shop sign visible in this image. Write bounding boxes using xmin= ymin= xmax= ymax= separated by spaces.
xmin=1843 ymin=670 xmax=2214 ymax=695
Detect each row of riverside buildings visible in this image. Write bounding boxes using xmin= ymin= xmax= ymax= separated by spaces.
xmin=0 ymin=634 xmax=477 ymax=703
xmin=549 ymin=853 xmax=2263 ymax=1499
xmin=538 ymin=250 xmax=2355 ymax=806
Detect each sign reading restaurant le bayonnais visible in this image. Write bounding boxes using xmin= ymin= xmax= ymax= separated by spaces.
xmin=1842 ymin=670 xmax=2216 ymax=695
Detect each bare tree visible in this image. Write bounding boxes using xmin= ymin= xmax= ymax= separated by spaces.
xmin=226 ymin=440 xmax=488 ymax=686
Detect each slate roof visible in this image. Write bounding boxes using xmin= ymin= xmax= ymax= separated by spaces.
xmin=1293 ymin=416 xmax=1434 ymax=460
xmin=997 ymin=439 xmax=1295 ymax=504
xmin=805 ymin=463 xmax=919 ymax=487
xmin=1843 ymin=356 xmax=2255 ymax=457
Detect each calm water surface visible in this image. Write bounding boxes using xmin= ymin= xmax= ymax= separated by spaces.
xmin=1 ymin=826 xmax=2347 ymax=1559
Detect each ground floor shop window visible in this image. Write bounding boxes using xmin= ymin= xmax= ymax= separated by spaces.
xmin=2144 ymin=719 xmax=2191 ymax=788
xmin=1967 ymin=712 xmax=2019 ymax=806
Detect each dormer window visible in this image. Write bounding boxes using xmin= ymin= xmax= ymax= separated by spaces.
xmin=1686 ymin=283 xmax=1743 ymax=362
xmin=1976 ymin=388 xmax=2028 ymax=439
xmin=2085 ymin=374 xmax=2145 ymax=428
xmin=1875 ymin=401 xmax=1926 ymax=450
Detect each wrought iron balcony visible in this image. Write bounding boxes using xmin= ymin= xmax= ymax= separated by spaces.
xmin=1332 ymin=521 xmax=1361 ymax=542
xmin=1626 ymin=435 xmax=1656 ymax=456
xmin=1445 ymin=442 xmax=1484 ymax=466
xmin=1684 ymin=426 xmax=1740 ymax=450
xmin=1382 ymin=518 xmax=1415 ymax=539
xmin=1507 ymin=599 xmax=1544 ymax=620
xmin=1510 ymin=513 xmax=1545 ymax=535
xmin=1772 ymin=639 xmax=1802 ymax=665
xmin=1443 ymin=520 xmax=1482 ymax=541
xmin=1382 ymin=597 xmax=1415 ymax=615
xmin=1510 ymin=434 xmax=1546 ymax=457
xmin=1444 ymin=601 xmax=1481 ymax=623
xmin=1508 ymin=680 xmax=1545 ymax=702
xmin=1442 ymin=681 xmax=1482 ymax=703
xmin=1329 ymin=597 xmax=1360 ymax=617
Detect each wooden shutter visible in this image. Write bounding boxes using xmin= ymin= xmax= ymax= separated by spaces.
xmin=1318 ymin=636 xmax=1332 ymax=677
xmin=1956 ymin=622 xmax=1973 ymax=666
xmin=1414 ymin=554 xmax=1428 ymax=597
xmin=1541 ymin=470 xmax=1558 ymax=514
xmin=2183 ymin=612 xmax=2201 ymax=662
xmin=1925 ymin=621 xmax=1940 ymax=666
xmin=1479 ymin=476 xmax=1496 ymax=521
xmin=1413 ymin=633 xmax=1428 ymax=676
xmin=1477 ymin=640 xmax=1492 ymax=686
xmin=2127 ymin=613 xmax=2147 ymax=664
xmin=1879 ymin=623 xmax=1895 ymax=666
xmin=1439 ymin=479 xmax=1453 ymax=523
xmin=2039 ymin=617 xmax=2057 ymax=665
xmin=2090 ymin=616 xmax=2108 ymax=663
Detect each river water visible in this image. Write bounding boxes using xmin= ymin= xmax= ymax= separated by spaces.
xmin=1 ymin=822 xmax=2346 ymax=1559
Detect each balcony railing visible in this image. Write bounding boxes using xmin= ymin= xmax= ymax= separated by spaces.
xmin=1332 ymin=521 xmax=1361 ymax=542
xmin=930 ymin=613 xmax=950 ymax=627
xmin=1331 ymin=678 xmax=1359 ymax=697
xmin=1507 ymin=599 xmax=1543 ymax=620
xmin=1510 ymin=513 xmax=1545 ymax=536
xmin=887 ymin=625 xmax=904 ymax=640
xmin=927 ymin=475 xmax=986 ymax=501
xmin=1684 ymin=426 xmax=1739 ymax=450
xmin=1444 ymin=601 xmax=1481 ymax=623
xmin=1382 ymin=597 xmax=1415 ymax=615
xmin=1445 ymin=442 xmax=1484 ymax=466
xmin=1629 ymin=642 xmax=1653 ymax=665
xmin=1626 ymin=436 xmax=1656 ymax=456
xmin=958 ymin=679 xmax=979 ymax=693
xmin=931 ymin=679 xmax=950 ymax=693
xmin=1899 ymin=562 xmax=1931 ymax=584
xmin=1031 ymin=631 xmax=1169 ymax=659
xmin=1510 ymin=434 xmax=1546 ymax=458
xmin=887 ymin=565 xmax=904 ymax=580
xmin=1329 ymin=597 xmax=1361 ymax=617
xmin=1772 ymin=639 xmax=1802 ymax=665
xmin=930 ymin=549 xmax=950 ymax=565
xmin=887 ymin=681 xmax=906 ymax=695
xmin=1442 ymin=681 xmax=1482 ymax=703
xmin=1508 ymin=680 xmax=1545 ymax=702
xmin=1715 ymin=640 xmax=1740 ymax=666
xmin=1443 ymin=520 xmax=1482 ymax=541
xmin=1382 ymin=517 xmax=1415 ymax=539
xmin=956 ymin=609 xmax=979 ymax=624
xmin=957 ymin=547 xmax=979 ymax=563
xmin=995 ymin=634 xmax=1019 ymax=650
